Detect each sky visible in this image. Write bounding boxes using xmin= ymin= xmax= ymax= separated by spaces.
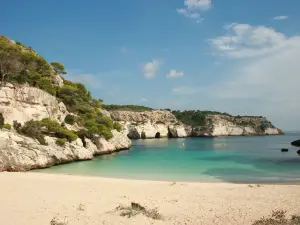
xmin=2 ymin=0 xmax=300 ymax=130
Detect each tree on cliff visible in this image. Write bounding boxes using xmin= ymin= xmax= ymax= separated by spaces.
xmin=0 ymin=39 xmax=23 ymax=86
xmin=50 ymin=62 xmax=67 ymax=75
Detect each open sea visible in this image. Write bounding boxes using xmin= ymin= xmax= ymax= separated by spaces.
xmin=36 ymin=132 xmax=300 ymax=183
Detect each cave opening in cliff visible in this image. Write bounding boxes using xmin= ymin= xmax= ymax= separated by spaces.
xmin=155 ymin=132 xmax=161 ymax=138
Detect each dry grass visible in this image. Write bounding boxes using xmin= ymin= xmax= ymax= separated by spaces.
xmin=77 ymin=204 xmax=85 ymax=211
xmin=253 ymin=210 xmax=300 ymax=225
xmin=115 ymin=202 xmax=163 ymax=220
xmin=50 ymin=217 xmax=68 ymax=225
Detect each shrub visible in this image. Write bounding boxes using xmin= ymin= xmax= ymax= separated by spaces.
xmin=0 ymin=113 xmax=4 ymax=128
xmin=40 ymin=118 xmax=78 ymax=141
xmin=56 ymin=128 xmax=78 ymax=141
xmin=96 ymin=116 xmax=114 ymax=129
xmin=3 ymin=124 xmax=11 ymax=130
xmin=55 ymin=138 xmax=67 ymax=147
xmin=252 ymin=210 xmax=300 ymax=225
xmin=64 ymin=114 xmax=75 ymax=125
xmin=113 ymin=122 xmax=122 ymax=132
xmin=21 ymin=120 xmax=47 ymax=145
xmin=13 ymin=120 xmax=22 ymax=132
xmin=104 ymin=104 xmax=153 ymax=112
xmin=37 ymin=77 xmax=56 ymax=96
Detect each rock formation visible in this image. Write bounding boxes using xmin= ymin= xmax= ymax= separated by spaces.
xmin=0 ymin=129 xmax=131 ymax=172
xmin=0 ymin=83 xmax=68 ymax=124
xmin=109 ymin=110 xmax=283 ymax=139
xmin=110 ymin=110 xmax=187 ymax=139
xmin=0 ymin=83 xmax=132 ymax=172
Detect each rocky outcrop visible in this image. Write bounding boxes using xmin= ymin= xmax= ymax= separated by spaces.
xmin=190 ymin=115 xmax=283 ymax=136
xmin=94 ymin=130 xmax=132 ymax=154
xmin=291 ymin=140 xmax=300 ymax=147
xmin=0 ymin=129 xmax=131 ymax=172
xmin=110 ymin=110 xmax=187 ymax=139
xmin=109 ymin=110 xmax=283 ymax=139
xmin=0 ymin=83 xmax=68 ymax=124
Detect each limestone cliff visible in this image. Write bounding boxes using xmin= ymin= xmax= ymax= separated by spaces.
xmin=190 ymin=115 xmax=283 ymax=136
xmin=0 ymin=83 xmax=68 ymax=124
xmin=110 ymin=110 xmax=187 ymax=139
xmin=0 ymin=83 xmax=131 ymax=172
xmin=0 ymin=129 xmax=131 ymax=172
xmin=108 ymin=110 xmax=283 ymax=139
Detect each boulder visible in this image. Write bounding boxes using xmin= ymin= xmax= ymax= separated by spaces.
xmin=94 ymin=130 xmax=132 ymax=154
xmin=281 ymin=149 xmax=288 ymax=152
xmin=297 ymin=150 xmax=300 ymax=155
xmin=291 ymin=140 xmax=300 ymax=147
xmin=168 ymin=125 xmax=188 ymax=138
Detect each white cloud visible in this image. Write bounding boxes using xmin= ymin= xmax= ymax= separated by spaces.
xmin=141 ymin=97 xmax=148 ymax=102
xmin=167 ymin=70 xmax=184 ymax=78
xmin=184 ymin=0 xmax=212 ymax=10
xmin=273 ymin=15 xmax=288 ymax=20
xmin=177 ymin=0 xmax=211 ymax=22
xmin=205 ymin=24 xmax=300 ymax=129
xmin=177 ymin=8 xmax=200 ymax=19
xmin=210 ymin=23 xmax=288 ymax=58
xmin=121 ymin=46 xmax=128 ymax=53
xmin=142 ymin=59 xmax=163 ymax=78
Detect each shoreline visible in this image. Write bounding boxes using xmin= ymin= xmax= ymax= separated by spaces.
xmin=1 ymin=172 xmax=300 ymax=225
xmin=33 ymin=170 xmax=300 ymax=185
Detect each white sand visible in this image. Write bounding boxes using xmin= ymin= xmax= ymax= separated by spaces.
xmin=0 ymin=172 xmax=299 ymax=225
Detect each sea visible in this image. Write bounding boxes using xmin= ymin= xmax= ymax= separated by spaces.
xmin=36 ymin=132 xmax=300 ymax=184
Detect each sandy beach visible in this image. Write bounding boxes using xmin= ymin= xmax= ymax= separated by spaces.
xmin=0 ymin=172 xmax=299 ymax=225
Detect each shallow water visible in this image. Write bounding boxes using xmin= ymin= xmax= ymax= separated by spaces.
xmin=36 ymin=133 xmax=300 ymax=183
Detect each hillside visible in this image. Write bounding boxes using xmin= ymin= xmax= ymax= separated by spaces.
xmin=0 ymin=35 xmax=131 ymax=172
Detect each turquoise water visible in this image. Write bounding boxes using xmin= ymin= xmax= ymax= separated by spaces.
xmin=37 ymin=133 xmax=300 ymax=183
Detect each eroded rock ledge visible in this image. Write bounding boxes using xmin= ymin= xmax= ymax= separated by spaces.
xmin=0 ymin=129 xmax=131 ymax=172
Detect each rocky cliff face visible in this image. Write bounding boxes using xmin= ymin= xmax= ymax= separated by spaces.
xmin=109 ymin=110 xmax=283 ymax=139
xmin=0 ymin=83 xmax=132 ymax=172
xmin=0 ymin=129 xmax=131 ymax=172
xmin=191 ymin=115 xmax=283 ymax=136
xmin=0 ymin=83 xmax=67 ymax=124
xmin=110 ymin=110 xmax=187 ymax=139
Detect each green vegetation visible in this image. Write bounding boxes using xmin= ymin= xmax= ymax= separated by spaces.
xmin=55 ymin=138 xmax=67 ymax=147
xmin=252 ymin=210 xmax=300 ymax=225
xmin=50 ymin=62 xmax=66 ymax=75
xmin=40 ymin=118 xmax=78 ymax=141
xmin=171 ymin=110 xmax=229 ymax=127
xmin=20 ymin=120 xmax=47 ymax=145
xmin=64 ymin=114 xmax=75 ymax=125
xmin=16 ymin=118 xmax=78 ymax=145
xmin=104 ymin=104 xmax=153 ymax=112
xmin=3 ymin=124 xmax=11 ymax=130
xmin=0 ymin=112 xmax=4 ymax=128
xmin=113 ymin=122 xmax=122 ymax=132
xmin=0 ymin=36 xmax=57 ymax=95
